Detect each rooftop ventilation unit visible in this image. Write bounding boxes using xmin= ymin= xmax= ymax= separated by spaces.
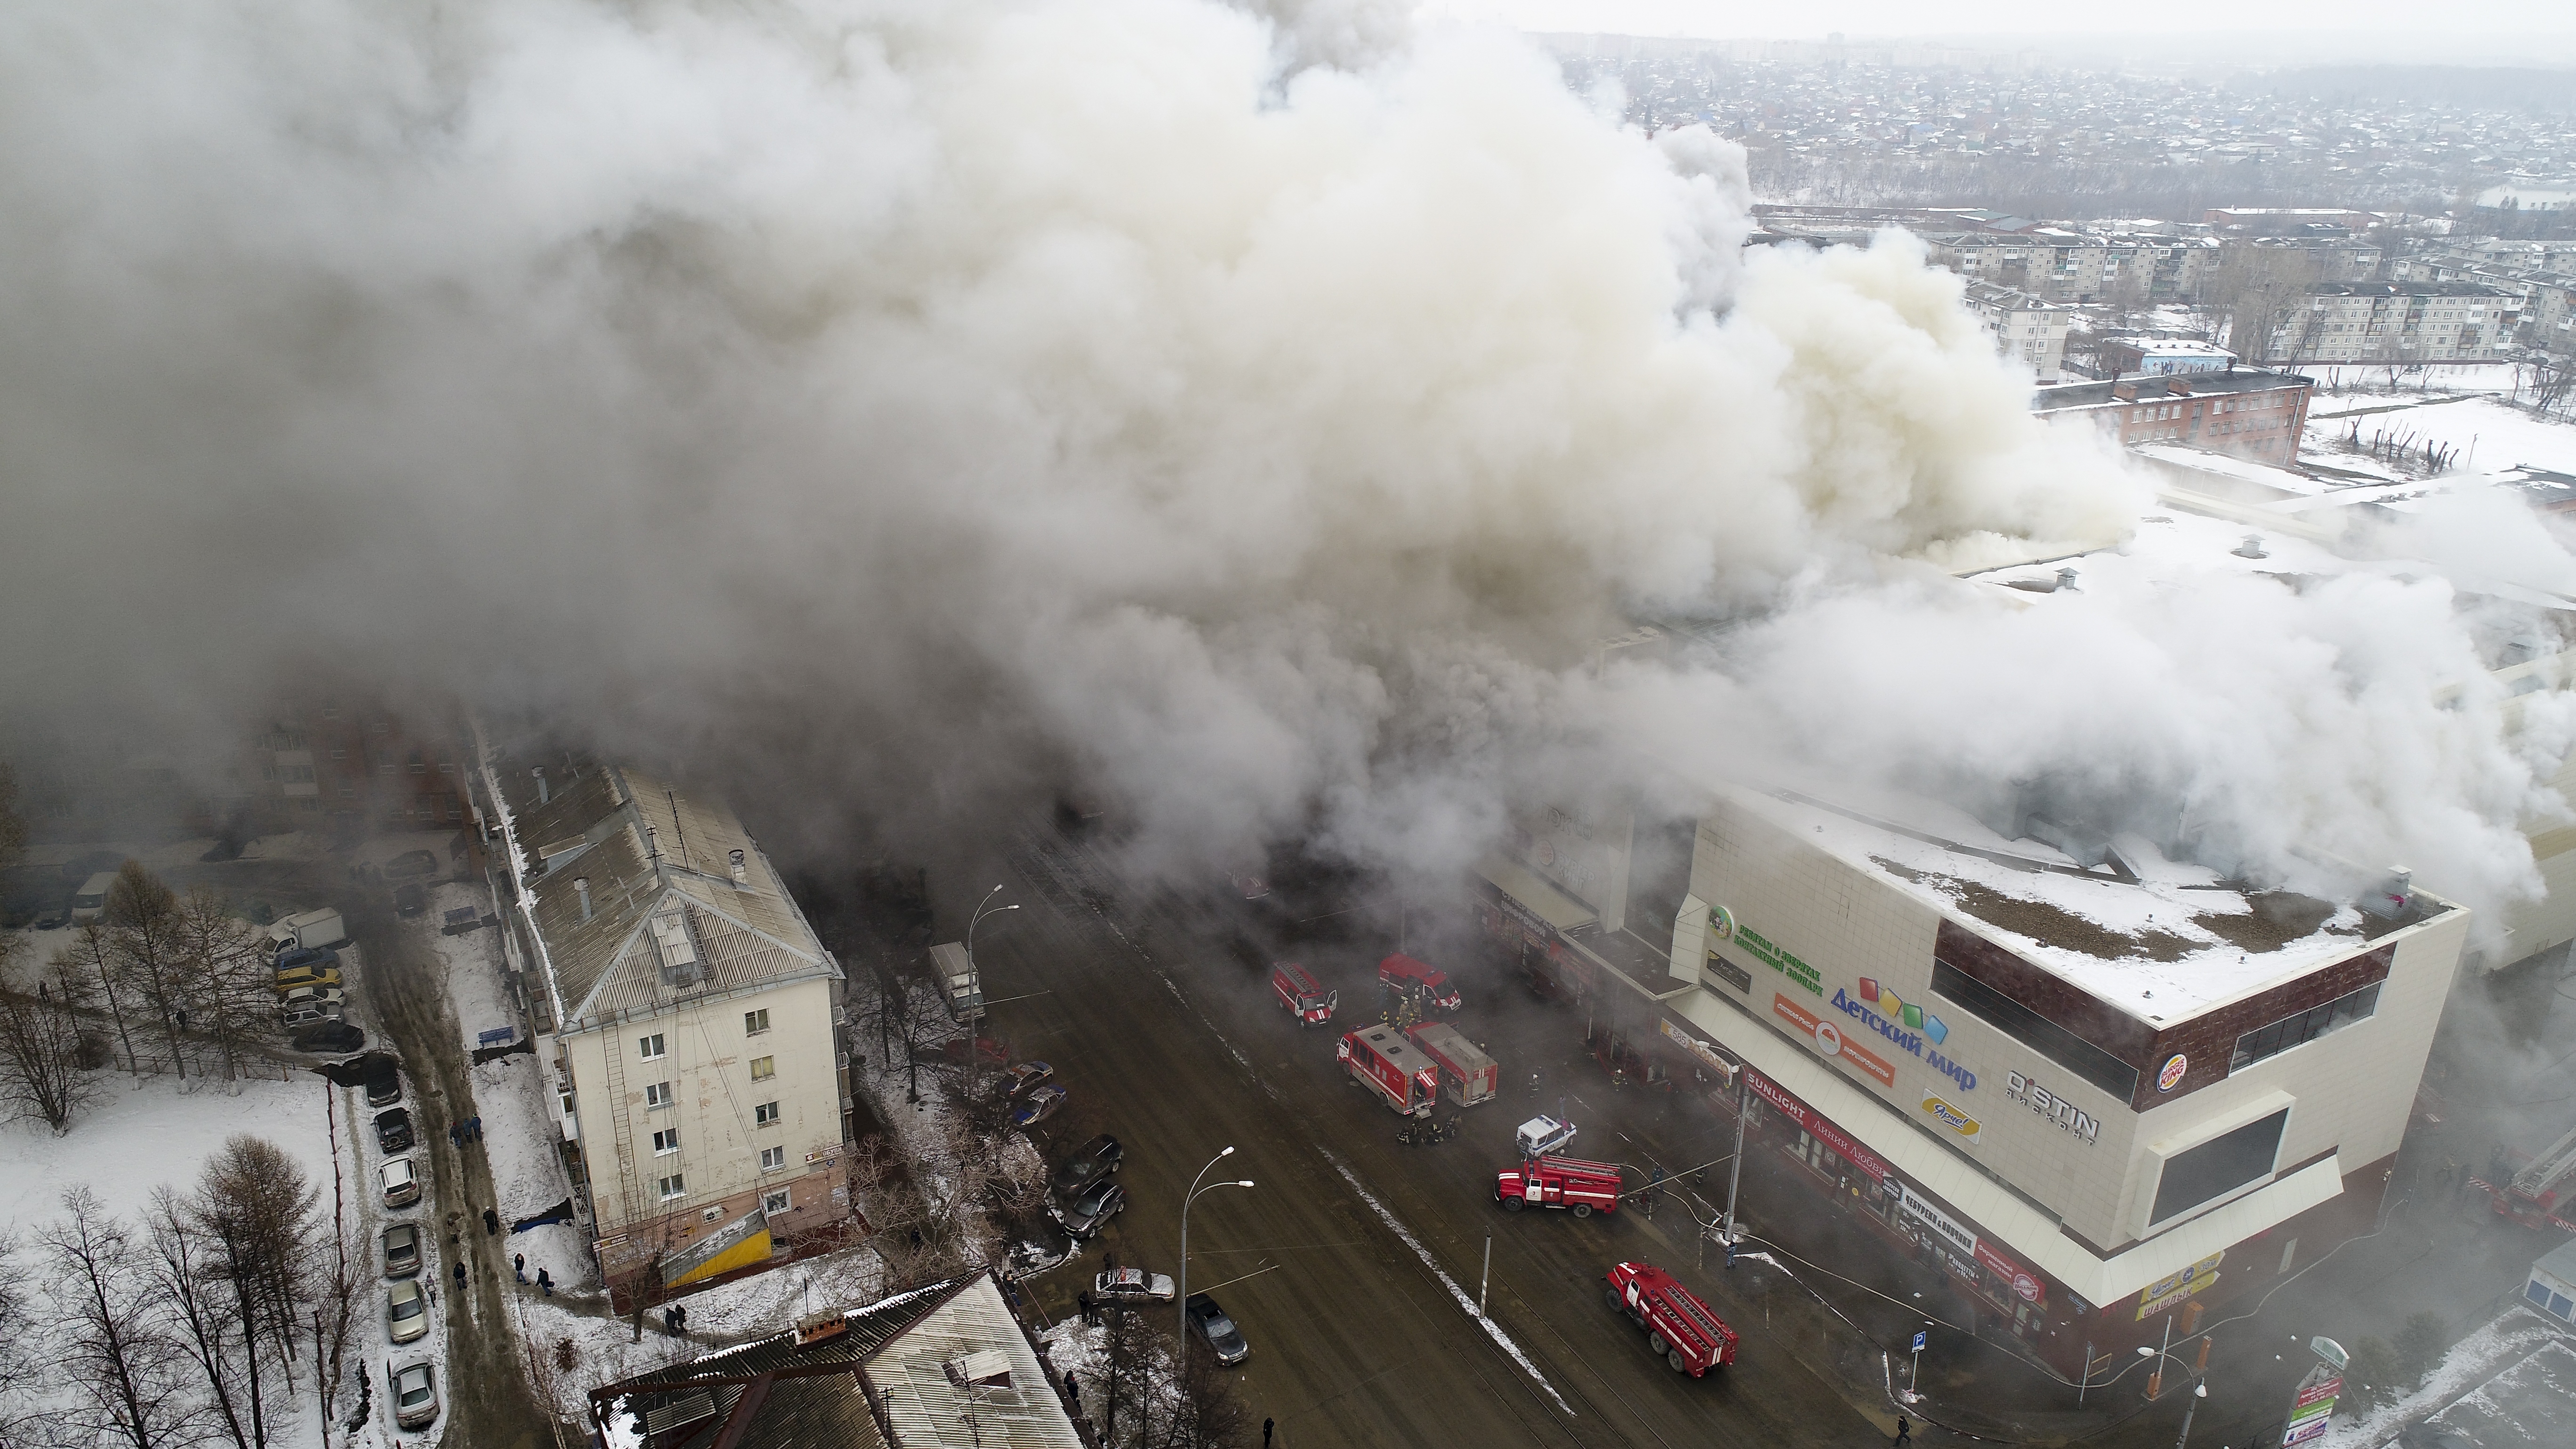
xmin=729 ymin=848 xmax=748 ymax=886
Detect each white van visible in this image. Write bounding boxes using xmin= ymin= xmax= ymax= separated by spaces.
xmin=69 ymin=872 xmax=117 ymax=923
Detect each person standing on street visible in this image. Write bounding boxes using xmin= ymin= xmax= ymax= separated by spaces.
xmin=514 ymin=1253 xmax=526 ymax=1282
xmin=483 ymin=1207 xmax=500 ymax=1236
xmin=1893 ymin=1414 xmax=1911 ymax=1446
xmin=453 ymin=1260 xmax=467 ymax=1291
xmin=1263 ymin=1417 xmax=1275 ymax=1446
xmin=537 ymin=1268 xmax=553 ymax=1296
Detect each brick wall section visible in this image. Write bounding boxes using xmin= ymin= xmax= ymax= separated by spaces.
xmin=1931 ymin=919 xmax=2395 ymax=1113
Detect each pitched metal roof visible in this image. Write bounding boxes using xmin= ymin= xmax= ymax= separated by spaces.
xmin=593 ymin=1272 xmax=1086 ymax=1449
xmin=487 ymin=756 xmax=837 ymax=1033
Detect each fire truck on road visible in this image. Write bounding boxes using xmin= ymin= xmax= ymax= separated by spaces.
xmin=2489 ymin=1119 xmax=2576 ymax=1230
xmin=1497 ymin=1156 xmax=1623 ymax=1217
xmin=1271 ymin=962 xmax=1337 ymax=1027
xmin=1605 ymin=1260 xmax=1738 ymax=1377
xmin=1340 ymin=1024 xmax=1440 ymax=1116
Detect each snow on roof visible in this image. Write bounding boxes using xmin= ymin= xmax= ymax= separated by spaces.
xmin=1725 ymin=782 xmax=2425 ymax=1022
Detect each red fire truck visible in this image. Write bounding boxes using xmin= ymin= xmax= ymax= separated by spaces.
xmin=1271 ymin=962 xmax=1337 ymax=1026
xmin=2489 ymin=1120 xmax=2576 ymax=1229
xmin=1338 ymin=1025 xmax=1440 ymax=1117
xmin=1496 ymin=1156 xmax=1622 ymax=1217
xmin=1604 ymin=1261 xmax=1738 ymax=1377
xmin=1406 ymin=1021 xmax=1497 ymax=1106
xmin=1378 ymin=953 xmax=1462 ymax=1012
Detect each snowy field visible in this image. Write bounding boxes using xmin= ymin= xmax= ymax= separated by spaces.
xmin=2304 ymin=394 xmax=2576 ymax=481
xmin=0 ymin=1072 xmax=337 ymax=1236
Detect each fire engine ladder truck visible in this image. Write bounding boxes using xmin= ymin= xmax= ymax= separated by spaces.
xmin=2508 ymin=1121 xmax=2576 ymax=1218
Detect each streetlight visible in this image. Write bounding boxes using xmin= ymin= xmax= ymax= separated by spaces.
xmin=2138 ymin=1339 xmax=2214 ymax=1447
xmin=1179 ymin=1147 xmax=1256 ymax=1353
xmin=963 ymin=885 xmax=1017 ymax=1101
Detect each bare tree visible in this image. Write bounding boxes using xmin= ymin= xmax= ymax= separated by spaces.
xmin=40 ymin=1186 xmax=203 ymax=1449
xmin=57 ymin=919 xmax=138 ymax=1071
xmin=106 ymin=861 xmax=191 ymax=1080
xmin=172 ymin=888 xmax=275 ymax=1085
xmin=190 ymin=1134 xmax=320 ymax=1407
xmin=0 ymin=760 xmax=25 ymax=868
xmin=2206 ymin=246 xmax=2322 ymax=362
xmin=0 ymin=1229 xmax=52 ymax=1447
xmin=0 ymin=934 xmax=102 ymax=1133
xmin=1152 ymin=1346 xmax=1250 ymax=1449
xmin=145 ymin=1189 xmax=257 ymax=1449
xmin=306 ymin=1221 xmax=365 ymax=1433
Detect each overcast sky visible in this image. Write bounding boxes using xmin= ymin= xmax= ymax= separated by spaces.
xmin=1429 ymin=0 xmax=2576 ymax=51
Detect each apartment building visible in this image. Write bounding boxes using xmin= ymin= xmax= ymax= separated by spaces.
xmin=1925 ymin=231 xmax=2139 ymax=305
xmin=2282 ymin=281 xmax=2520 ymax=363
xmin=2031 ymin=368 xmax=2314 ymax=466
xmin=2097 ymin=338 xmax=2236 ymax=378
xmin=1960 ymin=282 xmax=2069 ymax=382
xmin=480 ymin=753 xmax=854 ymax=1311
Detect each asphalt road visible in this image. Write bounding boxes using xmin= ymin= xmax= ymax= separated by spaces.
xmin=933 ymin=834 xmax=1893 ymax=1449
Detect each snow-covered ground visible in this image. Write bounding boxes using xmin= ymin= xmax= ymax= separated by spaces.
xmin=2307 ymin=394 xmax=2576 ymax=477
xmin=0 ymin=1071 xmax=336 ymax=1240
xmin=2313 ymin=1304 xmax=2573 ymax=1447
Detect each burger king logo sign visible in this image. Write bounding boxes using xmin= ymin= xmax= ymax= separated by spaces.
xmin=2157 ymin=1054 xmax=2189 ymax=1093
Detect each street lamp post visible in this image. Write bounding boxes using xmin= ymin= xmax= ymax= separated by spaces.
xmin=963 ymin=885 xmax=1017 ymax=1103
xmin=2138 ymin=1336 xmax=2214 ymax=1447
xmin=1179 ymin=1147 xmax=1256 ymax=1354
xmin=1721 ymin=1059 xmax=1748 ymax=1264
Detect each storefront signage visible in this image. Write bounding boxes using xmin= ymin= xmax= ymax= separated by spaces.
xmin=1921 ymin=1096 xmax=1981 ymax=1138
xmin=1706 ymin=952 xmax=1753 ymax=993
xmin=2281 ymin=1416 xmax=2329 ymax=1448
xmin=2004 ymin=1071 xmax=2102 ymax=1145
xmin=2294 ymin=1376 xmax=2342 ymax=1412
xmin=1975 ymin=1240 xmax=2046 ymax=1304
xmin=1743 ymin=1067 xmax=1888 ymax=1182
xmin=1658 ymin=1018 xmax=1736 ymax=1085
xmin=2135 ymin=1251 xmax=2224 ymax=1320
xmin=1776 ymin=994 xmax=1897 ymax=1088
xmin=1897 ymin=1183 xmax=1978 ymax=1258
xmin=1835 ymin=978 xmax=1976 ymax=1092
xmin=2281 ymin=1359 xmax=2340 ymax=1448
xmin=2157 ymin=1054 xmax=2189 ymax=1093
xmin=1738 ymin=925 xmax=1823 ymax=997
xmin=1708 ymin=904 xmax=1736 ymax=942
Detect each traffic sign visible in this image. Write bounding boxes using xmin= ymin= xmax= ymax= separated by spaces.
xmin=1913 ymin=1331 xmax=1928 ymax=1353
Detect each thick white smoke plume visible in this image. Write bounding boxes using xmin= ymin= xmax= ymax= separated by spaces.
xmin=1 ymin=0 xmax=2569 ymax=926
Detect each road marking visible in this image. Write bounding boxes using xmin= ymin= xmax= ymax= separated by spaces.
xmin=1321 ymin=1150 xmax=1573 ymax=1415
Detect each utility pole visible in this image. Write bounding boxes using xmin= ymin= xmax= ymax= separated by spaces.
xmin=1722 ymin=1059 xmax=1748 ymax=1264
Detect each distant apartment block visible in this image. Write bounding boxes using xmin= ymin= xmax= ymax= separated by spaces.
xmin=2032 ymin=369 xmax=2313 ymax=466
xmin=2203 ymin=207 xmax=2377 ymax=236
xmin=479 ymin=754 xmax=857 ymax=1312
xmin=2098 ymin=338 xmax=2238 ymax=378
xmin=1960 ymin=282 xmax=2069 ymax=382
xmin=2278 ymin=282 xmax=2520 ymax=364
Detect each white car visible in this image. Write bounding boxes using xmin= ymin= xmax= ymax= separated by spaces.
xmin=380 ymin=1157 xmax=420 ymax=1208
xmin=392 ymin=1358 xmax=439 ymax=1429
xmin=1094 ymin=1268 xmax=1175 ymax=1304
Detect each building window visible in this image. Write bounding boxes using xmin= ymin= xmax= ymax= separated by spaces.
xmin=744 ymin=1008 xmax=770 ymax=1035
xmin=2149 ymin=1109 xmax=2289 ymax=1225
xmin=560 ymin=1091 xmax=575 ymax=1116
xmin=653 ymin=1128 xmax=680 ymax=1155
xmin=1931 ymin=959 xmax=2140 ymax=1100
xmin=409 ymin=761 xmax=427 ymax=774
xmin=2231 ymin=983 xmax=2381 ymax=1071
xmin=755 ymin=1101 xmax=780 ymax=1127
xmin=760 ymin=1146 xmax=787 ymax=1172
xmin=330 ymin=748 xmax=347 ymax=760
xmin=639 ymin=1033 xmax=666 ymax=1061
xmin=749 ymin=1056 xmax=776 ymax=1082
xmin=658 ymin=1174 xmax=685 ymax=1200
xmin=339 ymin=785 xmax=355 ymax=798
xmin=644 ymin=1081 xmax=673 ymax=1110
xmin=762 ymin=1190 xmax=791 ymax=1217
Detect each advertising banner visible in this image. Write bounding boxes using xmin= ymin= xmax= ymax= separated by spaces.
xmin=1972 ymin=1239 xmax=2046 ymax=1305
xmin=1774 ymin=993 xmax=1898 ymax=1087
xmin=1743 ymin=1067 xmax=1889 ymax=1182
xmin=1658 ymin=1018 xmax=1736 ymax=1084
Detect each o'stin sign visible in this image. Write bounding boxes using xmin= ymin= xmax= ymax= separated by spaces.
xmin=2157 ymin=1054 xmax=2189 ymax=1093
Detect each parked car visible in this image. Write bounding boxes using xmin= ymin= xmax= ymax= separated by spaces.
xmin=385 ymin=849 xmax=440 ymax=878
xmin=1011 ymin=1085 xmax=1066 ymax=1128
xmin=938 ymin=1035 xmax=1010 ymax=1066
xmin=1051 ymin=1180 xmax=1126 ymax=1240
xmin=392 ymin=1359 xmax=439 ymax=1429
xmin=374 ymin=1108 xmax=414 ymax=1153
xmin=1051 ymin=1135 xmax=1123 ymax=1198
xmin=277 ymin=983 xmax=346 ymax=1016
xmin=34 ymin=905 xmax=69 ymax=930
xmin=1094 ymin=1268 xmax=1176 ymax=1304
xmin=382 ymin=1223 xmax=421 ymax=1279
xmin=1001 ymin=1062 xmax=1055 ymax=1097
xmin=292 ymin=1021 xmax=366 ymax=1054
xmin=380 ymin=1157 xmax=419 ymax=1208
xmin=274 ymin=944 xmax=341 ymax=974
xmin=391 ymin=882 xmax=428 ymax=918
xmin=386 ymin=1279 xmax=428 ymax=1344
xmin=1184 ymin=1293 xmax=1249 ymax=1366
xmin=273 ymin=962 xmax=343 ymax=996
xmin=366 ymin=1067 xmax=402 ymax=1109
xmin=280 ymin=999 xmax=345 ymax=1030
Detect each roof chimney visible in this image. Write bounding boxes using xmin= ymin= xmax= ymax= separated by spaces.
xmin=2055 ymin=567 xmax=2079 ymax=592
xmin=575 ymin=877 xmax=592 ymax=922
xmin=2234 ymin=534 xmax=2269 ymax=559
xmin=533 ymin=766 xmax=548 ymax=805
xmin=2360 ymin=867 xmax=2414 ymax=920
xmin=729 ymin=848 xmax=748 ymax=886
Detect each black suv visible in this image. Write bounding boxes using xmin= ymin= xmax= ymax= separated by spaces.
xmin=1050 ymin=1134 xmax=1123 ymax=1199
xmin=392 ymin=882 xmax=428 ymax=918
xmin=375 ymin=1107 xmax=414 ymax=1153
xmin=292 ymin=1021 xmax=366 ymax=1055
xmin=366 ymin=1066 xmax=402 ymax=1109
